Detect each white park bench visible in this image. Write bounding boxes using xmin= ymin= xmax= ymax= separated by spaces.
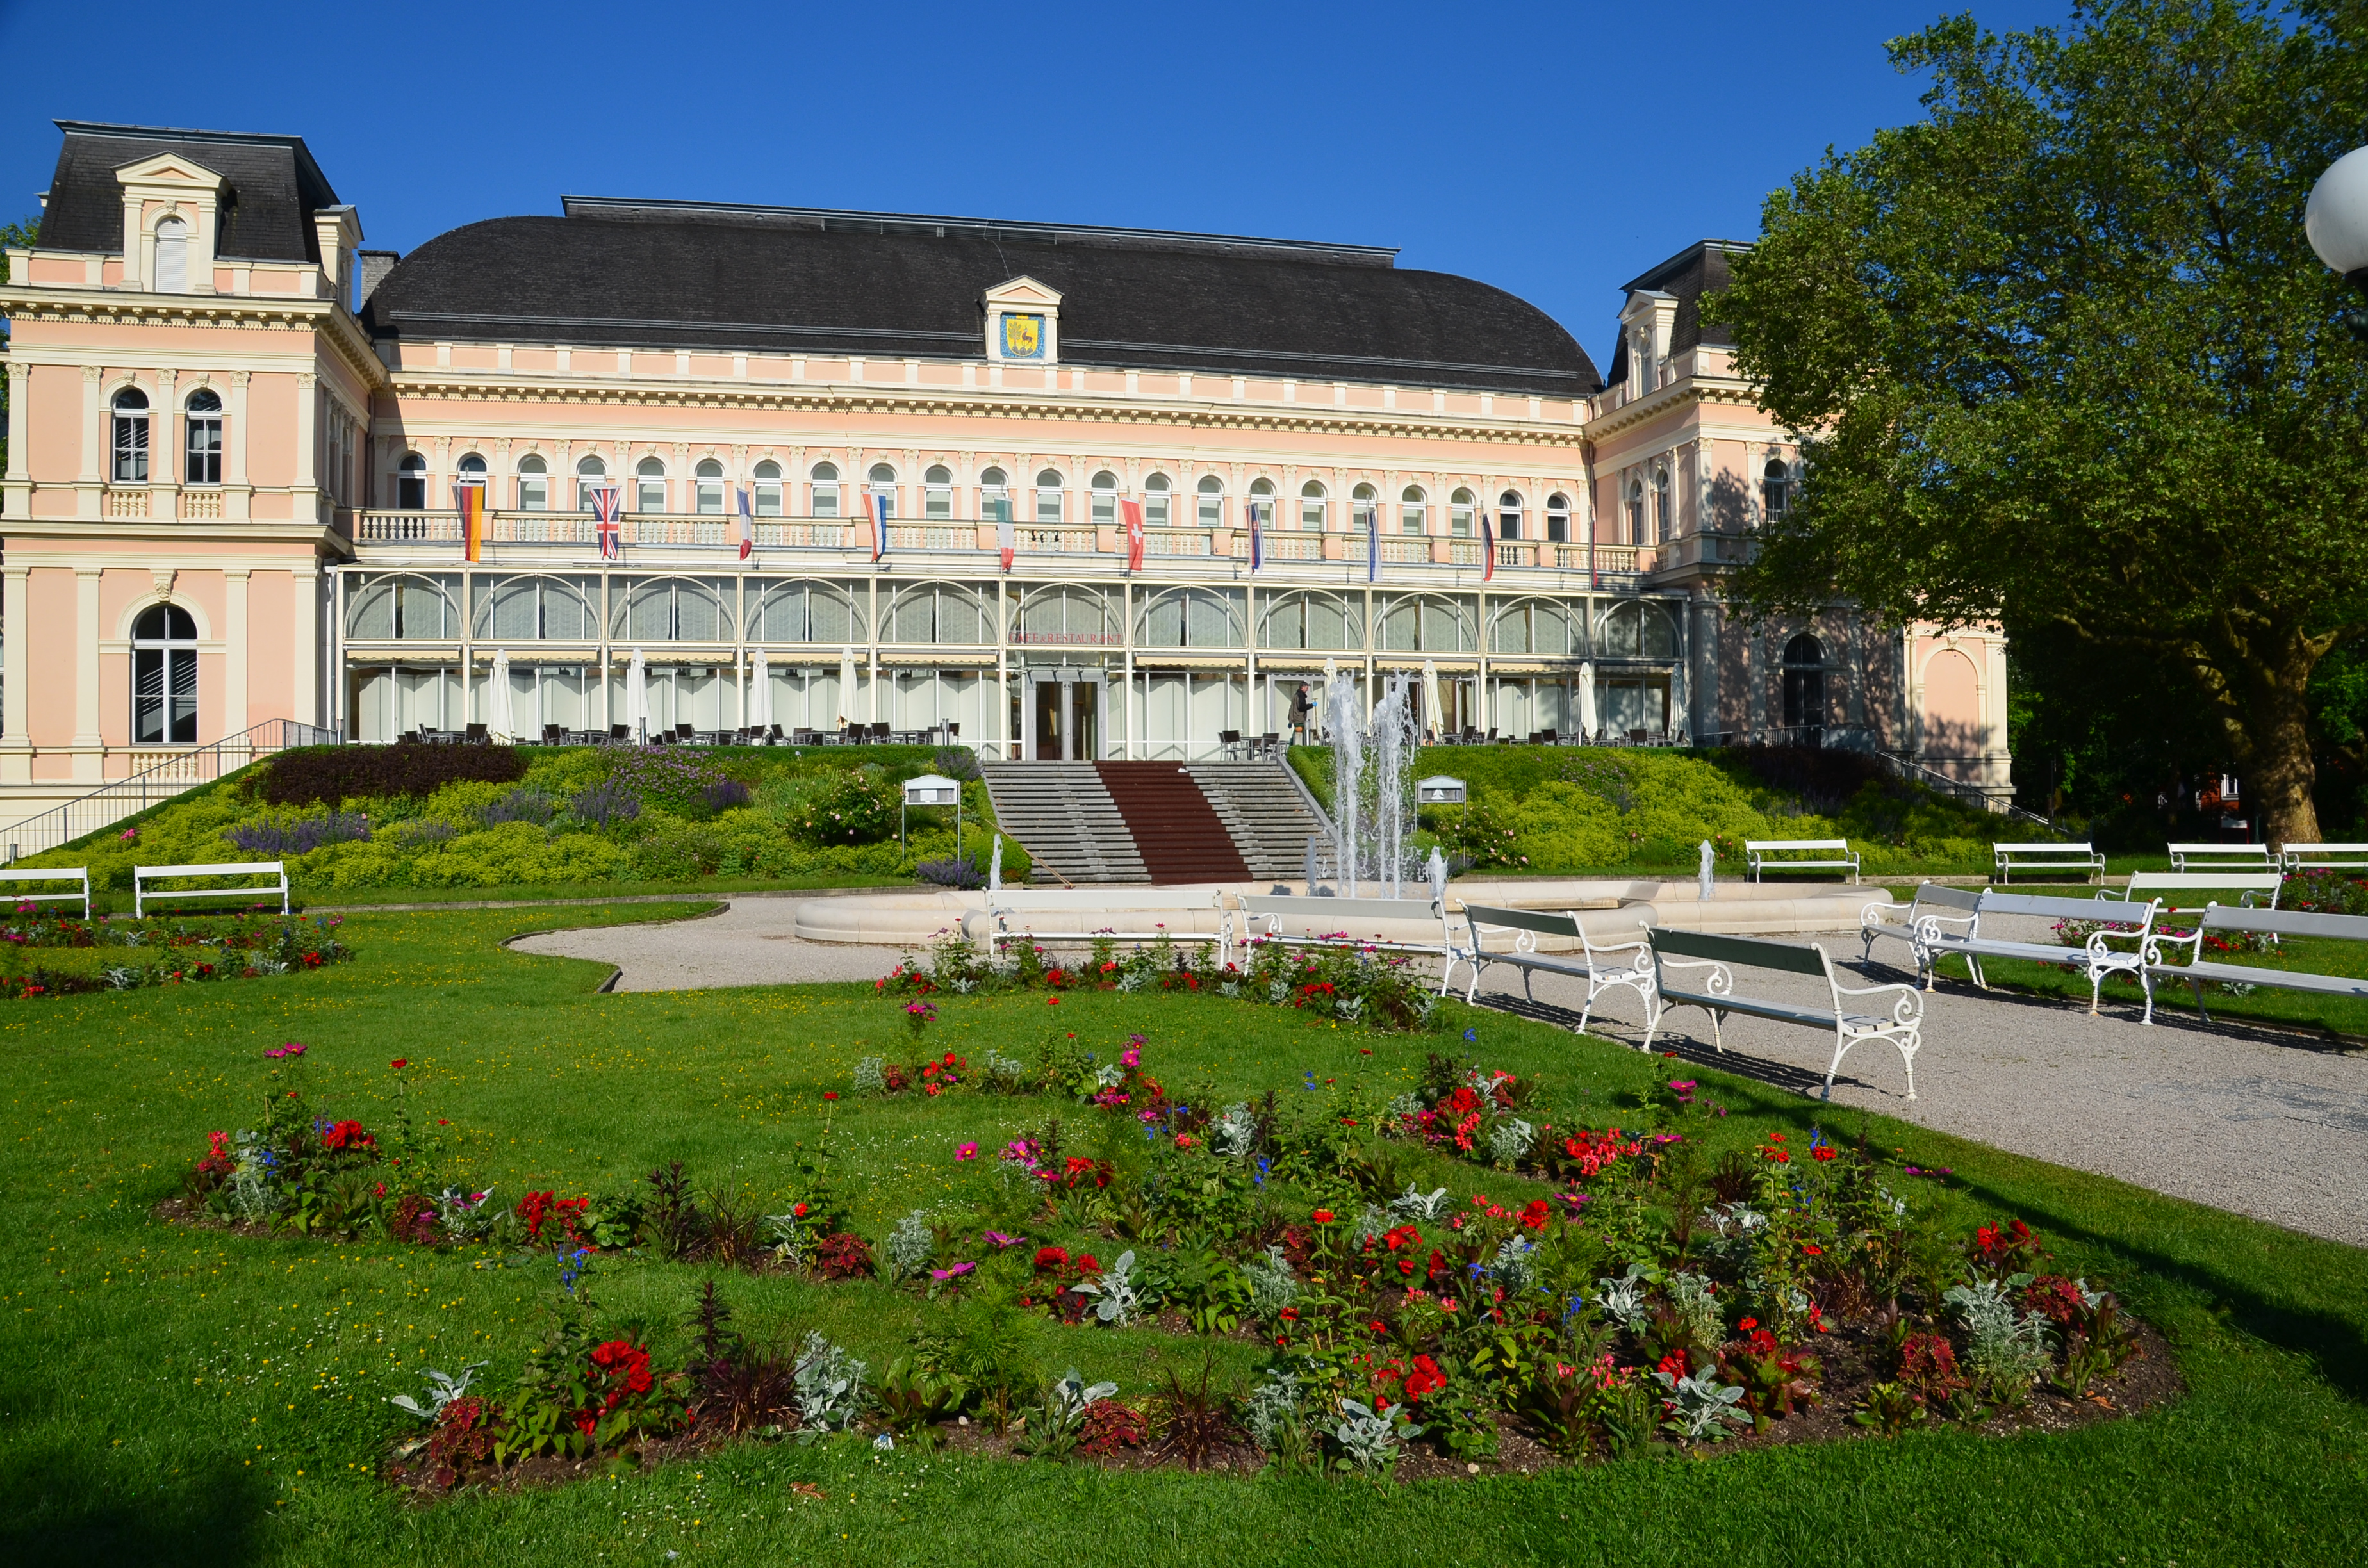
xmin=2278 ymin=843 xmax=2368 ymax=874
xmin=1457 ymin=903 xmax=1657 ymax=1031
xmin=2166 ymin=842 xmax=2274 ymax=873
xmin=2144 ymin=902 xmax=2368 ymax=1024
xmin=0 ymin=865 xmax=92 ymax=919
xmin=133 ymin=861 xmax=289 ymax=917
xmin=2112 ymin=871 xmax=2283 ymax=913
xmin=1745 ymin=839 xmax=1862 ymax=884
xmin=1993 ymin=842 xmax=2106 ymax=883
xmin=1859 ymin=882 xmax=1982 ymax=988
xmin=1917 ymin=890 xmax=2162 ymax=1017
xmin=1641 ymin=927 xmax=1926 ymax=1100
xmin=1223 ymin=894 xmax=1466 ymax=992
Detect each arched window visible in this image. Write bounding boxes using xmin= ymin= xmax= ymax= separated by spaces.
xmin=1089 ymin=470 xmax=1118 ymax=527
xmin=183 ymin=389 xmax=222 ymax=486
xmin=924 ymin=464 xmax=953 ymax=519
xmin=752 ymin=459 xmax=783 ymax=516
xmin=1545 ymin=493 xmax=1571 ymax=543
xmin=111 ymin=388 xmax=150 ymax=484
xmin=1497 ymin=489 xmax=1524 ymax=541
xmin=978 ymin=466 xmax=1008 ymax=523
xmin=397 ymin=450 xmax=427 ymax=510
xmin=694 ymin=458 xmax=726 ymax=515
xmin=574 ymin=455 xmax=607 ymax=512
xmin=515 ymin=453 xmax=548 ymax=511
xmin=1196 ymin=474 xmax=1225 ymax=527
xmin=1299 ymin=480 xmax=1327 ymax=531
xmin=1399 ymin=484 xmax=1426 ymax=534
xmin=152 ymin=216 xmax=188 ymax=293
xmin=1782 ymin=633 xmax=1825 ymax=735
xmin=1626 ymin=478 xmax=1645 ymax=544
xmin=635 ymin=456 xmax=667 ymax=514
xmin=866 ymin=462 xmax=898 ymax=520
xmin=1763 ymin=457 xmax=1791 ymax=523
xmin=1654 ymin=465 xmax=1673 ymax=543
xmin=1034 ymin=468 xmax=1064 ymax=524
xmin=131 ymin=602 xmax=199 ymax=744
xmin=455 ymin=453 xmax=487 ymax=510
xmin=1351 ymin=482 xmax=1378 ymax=533
xmin=1143 ymin=473 xmax=1171 ymax=527
xmin=1597 ymin=600 xmax=1679 ymax=659
xmin=810 ymin=461 xmax=841 ymax=518
xmin=1450 ymin=487 xmax=1476 ymax=538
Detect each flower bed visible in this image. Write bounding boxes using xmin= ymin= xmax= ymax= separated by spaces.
xmin=880 ymin=926 xmax=1442 ymax=1033
xmin=0 ymin=906 xmax=352 ymax=999
xmin=171 ymin=1017 xmax=2173 ymax=1496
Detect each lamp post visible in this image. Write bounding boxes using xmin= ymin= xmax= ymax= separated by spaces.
xmin=900 ymin=772 xmax=961 ymax=855
xmin=1417 ymin=774 xmax=1467 ymax=825
xmin=2306 ymin=147 xmax=2368 ymax=334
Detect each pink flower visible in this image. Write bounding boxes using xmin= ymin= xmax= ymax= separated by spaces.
xmin=955 ymin=1141 xmax=979 ymax=1161
xmin=1121 ymin=1047 xmax=1141 ymax=1068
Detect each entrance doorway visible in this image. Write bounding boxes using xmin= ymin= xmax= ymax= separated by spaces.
xmin=1024 ymin=671 xmax=1102 ymax=760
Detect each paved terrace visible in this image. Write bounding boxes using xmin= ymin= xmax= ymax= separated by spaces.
xmin=511 ymin=902 xmax=2368 ymax=1248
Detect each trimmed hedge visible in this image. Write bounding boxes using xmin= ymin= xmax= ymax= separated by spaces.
xmin=260 ymin=744 xmax=528 ymax=807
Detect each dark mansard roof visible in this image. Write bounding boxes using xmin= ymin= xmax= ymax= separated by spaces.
xmin=1602 ymin=240 xmax=1747 ymax=389
xmin=37 ymin=120 xmax=342 ymax=264
xmin=359 ymin=198 xmax=1601 ymax=397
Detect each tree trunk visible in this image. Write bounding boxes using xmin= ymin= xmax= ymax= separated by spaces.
xmin=2212 ymin=625 xmax=2324 ymax=849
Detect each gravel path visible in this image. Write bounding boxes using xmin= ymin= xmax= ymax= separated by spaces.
xmin=512 ymin=901 xmax=2367 ymax=1247
xmin=1474 ymin=922 xmax=2368 ymax=1248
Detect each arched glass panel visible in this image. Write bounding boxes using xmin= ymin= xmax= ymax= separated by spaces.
xmin=1450 ymin=487 xmax=1475 ymax=539
xmin=888 ymin=582 xmax=987 ymax=644
xmin=1399 ymin=485 xmax=1426 ymax=534
xmin=635 ymin=457 xmax=667 ymax=514
xmin=979 ymin=466 xmax=1009 ymax=524
xmin=610 ymin=576 xmax=730 ymax=642
xmin=111 ymin=388 xmax=150 ymax=483
xmin=1136 ymin=586 xmax=1246 ymax=649
xmin=1090 ymin=470 xmax=1117 ymax=527
xmin=152 ymin=216 xmax=188 ymax=293
xmin=695 ymin=459 xmax=725 ymax=515
xmin=1035 ymin=470 xmax=1064 ymax=525
xmin=1196 ymin=474 xmax=1224 ymax=527
xmin=345 ymin=573 xmax=459 ymax=639
xmin=750 ymin=579 xmax=864 ymax=643
xmin=1016 ymin=584 xmax=1119 ymax=645
xmin=574 ymin=455 xmax=607 ymax=512
xmin=473 ymin=574 xmax=598 ymax=641
xmin=1654 ymin=466 xmax=1673 ymax=543
xmin=753 ymin=459 xmax=783 ymax=517
xmin=1257 ymin=590 xmax=1363 ymax=651
xmin=396 ymin=450 xmax=427 ymax=510
xmin=1497 ymin=490 xmax=1524 ymax=540
xmin=924 ymin=465 xmax=953 ymax=519
xmin=1597 ymin=600 xmax=1679 ymax=660
xmin=184 ymin=389 xmax=222 ymax=486
xmin=1763 ymin=457 xmax=1791 ymax=523
xmin=131 ymin=598 xmax=198 ymax=742
xmin=1545 ymin=493 xmax=1570 ymax=543
xmin=516 ymin=453 xmax=548 ymax=512
xmin=1299 ymin=479 xmax=1326 ymax=530
xmin=811 ymin=462 xmax=840 ymax=518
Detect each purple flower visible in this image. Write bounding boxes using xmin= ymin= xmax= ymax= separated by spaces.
xmin=983 ymin=1231 xmax=1024 ymax=1248
xmin=929 ymin=1261 xmax=977 ymax=1281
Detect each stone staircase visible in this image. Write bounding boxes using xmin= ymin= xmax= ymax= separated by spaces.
xmin=978 ymin=762 xmax=1147 ymax=883
xmin=1187 ymin=762 xmax=1333 ymax=881
xmin=1095 ymin=762 xmax=1251 ymax=884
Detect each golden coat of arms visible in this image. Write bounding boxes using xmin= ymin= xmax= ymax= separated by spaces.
xmin=1001 ymin=313 xmax=1044 ymax=359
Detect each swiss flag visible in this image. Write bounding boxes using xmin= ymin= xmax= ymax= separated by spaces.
xmin=1122 ymin=497 xmax=1145 ymax=572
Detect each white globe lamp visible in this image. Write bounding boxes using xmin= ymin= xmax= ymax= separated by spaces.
xmin=2306 ymin=146 xmax=2368 ymax=282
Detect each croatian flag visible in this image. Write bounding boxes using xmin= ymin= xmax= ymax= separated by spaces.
xmin=1479 ymin=509 xmax=1495 ymax=582
xmin=1247 ymin=498 xmax=1263 ymax=573
xmin=1122 ymin=496 xmax=1146 ymax=573
xmin=591 ymin=484 xmax=622 ymax=560
xmin=867 ymin=491 xmax=888 ymax=563
xmin=456 ymin=482 xmax=486 ymax=563
xmin=995 ymin=499 xmax=1015 ymax=572
xmin=736 ymin=486 xmax=754 ymax=561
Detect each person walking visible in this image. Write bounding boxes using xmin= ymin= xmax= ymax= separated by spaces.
xmin=1288 ymin=683 xmax=1313 ymax=745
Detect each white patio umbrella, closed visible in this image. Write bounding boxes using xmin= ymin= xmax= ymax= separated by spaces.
xmin=749 ymin=646 xmax=771 ymax=734
xmin=1577 ymin=661 xmax=1599 ymax=742
xmin=839 ymin=646 xmax=859 ymax=732
xmin=1422 ymin=659 xmax=1442 ymax=741
xmin=487 ymin=648 xmax=515 ymax=741
xmin=626 ymin=646 xmax=648 ymax=742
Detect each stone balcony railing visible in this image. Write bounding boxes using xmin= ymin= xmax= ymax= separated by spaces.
xmin=352 ymin=509 xmax=1659 ymax=584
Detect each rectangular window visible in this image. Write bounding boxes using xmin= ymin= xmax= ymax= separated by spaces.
xmin=1037 ymin=489 xmax=1062 ymax=524
xmin=925 ymin=486 xmax=951 ymax=520
xmin=696 ymin=480 xmax=725 ymax=514
xmin=518 ymin=477 xmax=548 ymax=511
xmin=637 ymin=479 xmax=666 ymax=514
xmin=1401 ymin=503 xmax=1424 ymax=535
xmin=1198 ymin=492 xmax=1222 ymax=528
xmin=1451 ymin=504 xmax=1473 ymax=538
xmin=813 ymin=484 xmax=839 ymax=518
xmin=133 ymin=648 xmax=197 ymax=744
xmin=755 ymin=483 xmax=782 ymax=517
xmin=185 ymin=416 xmax=221 ymax=485
xmin=1146 ymin=493 xmax=1169 ymax=527
xmin=112 ymin=414 xmax=149 ymax=483
xmin=1090 ymin=490 xmax=1114 ymax=527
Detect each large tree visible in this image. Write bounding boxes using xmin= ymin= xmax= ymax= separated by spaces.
xmin=1709 ymin=0 xmax=2368 ymax=845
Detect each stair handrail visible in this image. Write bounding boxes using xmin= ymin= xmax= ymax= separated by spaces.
xmin=3 ymin=717 xmax=340 ymax=863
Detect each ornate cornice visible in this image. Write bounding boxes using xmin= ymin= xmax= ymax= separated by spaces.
xmin=0 ymin=284 xmax=388 ymax=391
xmin=375 ymin=369 xmax=1593 ymax=452
xmin=1582 ymin=374 xmax=1766 ymax=444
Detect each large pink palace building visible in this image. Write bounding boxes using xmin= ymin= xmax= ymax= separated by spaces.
xmin=0 ymin=120 xmax=2010 ymax=838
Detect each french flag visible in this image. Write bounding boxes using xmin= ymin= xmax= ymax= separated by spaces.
xmin=736 ymin=486 xmax=754 ymax=560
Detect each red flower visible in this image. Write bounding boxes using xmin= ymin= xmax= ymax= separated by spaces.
xmin=823 ymin=1091 xmax=838 ymax=1100
xmin=1520 ymin=1199 xmax=1552 ymax=1232
xmin=1311 ymin=1209 xmax=1336 ymax=1224
xmin=1034 ymin=1245 xmax=1069 ymax=1272
xmin=1802 ymin=1243 xmax=1824 ymax=1256
xmin=1076 ymin=1253 xmax=1101 ymax=1275
xmin=1811 ymin=1145 xmax=1838 ymax=1163
xmin=1739 ymin=1316 xmax=1759 ymax=1331
xmin=792 ymin=1202 xmax=809 ymax=1217
xmin=1402 ymin=1355 xmax=1447 ymax=1400
xmin=390 ymin=1058 xmax=408 ymax=1070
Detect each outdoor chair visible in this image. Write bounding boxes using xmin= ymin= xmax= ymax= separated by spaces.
xmin=465 ymin=723 xmax=488 ymax=744
xmin=609 ymin=724 xmax=629 ymax=743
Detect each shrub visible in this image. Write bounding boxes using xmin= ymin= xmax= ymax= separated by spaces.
xmin=702 ymin=778 xmax=754 ymax=812
xmin=916 ymin=853 xmax=985 ymax=890
xmin=791 ymin=769 xmax=898 ymax=845
xmin=224 ymin=808 xmax=371 ymax=856
xmin=260 ymin=744 xmax=527 ymax=806
xmin=607 ymin=749 xmax=734 ymax=814
xmin=482 ymin=787 xmax=558 ymax=826
xmin=568 ymin=779 xmax=641 ymax=828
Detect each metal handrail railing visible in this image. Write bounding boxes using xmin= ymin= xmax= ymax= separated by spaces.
xmin=1875 ymin=747 xmax=2053 ymax=830
xmin=3 ymin=718 xmax=341 ymax=863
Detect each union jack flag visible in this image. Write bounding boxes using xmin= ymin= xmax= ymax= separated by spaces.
xmin=591 ymin=484 xmax=622 ymax=559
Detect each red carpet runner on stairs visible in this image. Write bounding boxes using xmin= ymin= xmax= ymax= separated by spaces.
xmin=1094 ymin=761 xmax=1251 ymax=884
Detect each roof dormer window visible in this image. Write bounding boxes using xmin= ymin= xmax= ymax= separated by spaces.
xmin=152 ymin=216 xmax=188 ymax=293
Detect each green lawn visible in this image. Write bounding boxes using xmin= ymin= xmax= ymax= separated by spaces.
xmin=3 ymin=904 xmax=2363 ymax=1566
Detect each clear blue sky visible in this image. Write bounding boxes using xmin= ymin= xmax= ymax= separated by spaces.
xmin=1 ymin=0 xmax=2071 ymax=369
